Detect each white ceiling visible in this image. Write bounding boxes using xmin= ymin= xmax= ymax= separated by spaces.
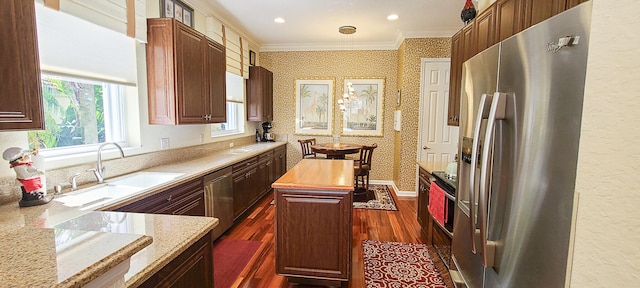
xmin=204 ymin=0 xmax=468 ymax=51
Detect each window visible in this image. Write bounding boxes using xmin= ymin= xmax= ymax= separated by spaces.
xmin=212 ymin=72 xmax=245 ymax=136
xmin=28 ymin=74 xmax=127 ymax=152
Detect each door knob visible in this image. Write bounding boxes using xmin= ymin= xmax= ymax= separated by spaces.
xmin=423 ymin=146 xmax=431 ymax=150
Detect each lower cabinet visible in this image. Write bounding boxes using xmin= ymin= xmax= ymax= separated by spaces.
xmin=275 ymin=188 xmax=352 ymax=286
xmin=273 ymin=146 xmax=287 ymax=180
xmin=115 ymin=178 xmax=205 ymax=216
xmin=417 ymin=167 xmax=433 ymax=240
xmin=138 ymin=231 xmax=213 ymax=288
xmin=232 ymin=156 xmax=258 ymax=219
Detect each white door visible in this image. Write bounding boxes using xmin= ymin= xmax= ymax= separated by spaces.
xmin=418 ymin=58 xmax=459 ymax=171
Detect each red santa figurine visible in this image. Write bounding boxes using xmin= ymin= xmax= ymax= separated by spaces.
xmin=3 ymin=147 xmax=53 ymax=207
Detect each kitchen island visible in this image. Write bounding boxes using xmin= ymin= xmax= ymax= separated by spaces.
xmin=272 ymin=159 xmax=354 ymax=287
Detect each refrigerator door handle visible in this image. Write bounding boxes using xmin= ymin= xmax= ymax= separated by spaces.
xmin=469 ymin=93 xmax=491 ymax=254
xmin=478 ymin=91 xmax=507 ymax=268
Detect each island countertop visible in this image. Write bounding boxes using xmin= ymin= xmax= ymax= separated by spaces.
xmin=272 ymin=159 xmax=354 ymax=191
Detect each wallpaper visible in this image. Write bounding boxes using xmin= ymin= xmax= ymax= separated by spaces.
xmin=397 ymin=38 xmax=451 ymax=191
xmin=261 ymin=37 xmax=450 ymax=192
xmin=259 ymin=50 xmax=398 ymax=182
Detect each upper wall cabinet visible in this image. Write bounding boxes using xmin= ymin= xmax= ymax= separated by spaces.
xmin=0 ymin=0 xmax=44 ymax=131
xmin=146 ymin=18 xmax=226 ymax=125
xmin=447 ymin=0 xmax=589 ymax=126
xmin=246 ymin=66 xmax=274 ymax=122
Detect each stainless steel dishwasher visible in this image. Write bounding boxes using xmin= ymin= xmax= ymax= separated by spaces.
xmin=204 ymin=167 xmax=233 ymax=240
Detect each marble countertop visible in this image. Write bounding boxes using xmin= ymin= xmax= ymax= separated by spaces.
xmin=0 ymin=142 xmax=285 ymax=287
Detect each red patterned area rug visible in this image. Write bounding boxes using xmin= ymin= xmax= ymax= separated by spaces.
xmin=213 ymin=238 xmax=262 ymax=288
xmin=362 ymin=240 xmax=446 ymax=288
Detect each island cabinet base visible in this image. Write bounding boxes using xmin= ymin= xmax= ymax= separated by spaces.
xmin=275 ymin=188 xmax=353 ymax=286
xmin=138 ymin=231 xmax=213 ymax=288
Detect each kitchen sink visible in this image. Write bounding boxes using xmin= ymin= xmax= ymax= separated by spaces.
xmin=106 ymin=172 xmax=184 ymax=188
xmin=54 ymin=172 xmax=184 ymax=210
xmin=228 ymin=148 xmax=254 ymax=154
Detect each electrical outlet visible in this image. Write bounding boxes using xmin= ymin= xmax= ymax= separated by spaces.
xmin=160 ymin=138 xmax=170 ymax=150
xmin=199 ymin=134 xmax=204 ymax=143
xmin=229 ymin=142 xmax=234 ymax=148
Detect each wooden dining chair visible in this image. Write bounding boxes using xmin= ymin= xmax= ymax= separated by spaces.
xmin=354 ymin=143 xmax=377 ymax=195
xmin=298 ymin=138 xmax=317 ymax=159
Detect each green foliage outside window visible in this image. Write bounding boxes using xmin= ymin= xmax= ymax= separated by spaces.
xmin=28 ymin=75 xmax=105 ymax=150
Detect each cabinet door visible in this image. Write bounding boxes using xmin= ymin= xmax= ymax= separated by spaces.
xmin=175 ymin=23 xmax=208 ymax=124
xmin=448 ymin=30 xmax=463 ymax=126
xmin=206 ymin=39 xmax=226 ymax=123
xmin=274 ymin=146 xmax=287 ymax=180
xmin=474 ymin=4 xmax=497 ymax=53
xmin=139 ymin=232 xmax=213 ymax=288
xmin=495 ymin=0 xmax=524 ymax=42
xmin=275 ymin=189 xmax=352 ymax=281
xmin=462 ymin=24 xmax=475 ymax=62
xmin=246 ymin=66 xmax=274 ymax=122
xmin=0 ymin=0 xmax=44 ymax=131
xmin=523 ymin=0 xmax=567 ymax=28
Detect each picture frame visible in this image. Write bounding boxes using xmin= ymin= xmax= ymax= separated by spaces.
xmin=160 ymin=0 xmax=194 ymax=28
xmin=341 ymin=77 xmax=385 ymax=137
xmin=249 ymin=50 xmax=256 ymax=66
xmin=295 ymin=78 xmax=334 ymax=136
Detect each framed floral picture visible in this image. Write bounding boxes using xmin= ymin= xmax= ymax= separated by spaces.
xmin=160 ymin=0 xmax=194 ymax=27
xmin=341 ymin=77 xmax=385 ymax=137
xmin=295 ymin=79 xmax=334 ymax=136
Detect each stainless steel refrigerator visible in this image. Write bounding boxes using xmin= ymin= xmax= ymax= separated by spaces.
xmin=451 ymin=2 xmax=592 ymax=287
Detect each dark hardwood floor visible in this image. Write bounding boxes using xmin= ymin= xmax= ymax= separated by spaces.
xmin=216 ymin=186 xmax=454 ymax=288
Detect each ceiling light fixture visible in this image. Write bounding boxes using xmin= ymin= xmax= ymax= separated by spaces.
xmin=274 ymin=17 xmax=285 ymax=23
xmin=338 ymin=26 xmax=358 ymax=113
xmin=387 ymin=14 xmax=399 ymax=21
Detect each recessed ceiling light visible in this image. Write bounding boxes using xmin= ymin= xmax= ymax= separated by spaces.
xmin=274 ymin=17 xmax=285 ymax=24
xmin=387 ymin=14 xmax=399 ymax=21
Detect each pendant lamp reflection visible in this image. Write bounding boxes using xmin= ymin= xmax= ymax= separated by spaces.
xmin=461 ymin=0 xmax=477 ymax=24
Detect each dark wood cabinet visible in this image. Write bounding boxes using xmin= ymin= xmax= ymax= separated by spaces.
xmin=0 ymin=0 xmax=44 ymax=131
xmin=495 ymin=0 xmax=524 ymax=42
xmin=474 ymin=4 xmax=497 ymax=53
xmin=246 ymin=66 xmax=274 ymax=122
xmin=273 ymin=146 xmax=287 ymax=181
xmin=275 ymin=189 xmax=352 ymax=285
xmin=448 ymin=30 xmax=463 ymax=126
xmin=258 ymin=151 xmax=274 ymax=199
xmin=232 ymin=156 xmax=259 ymax=219
xmin=417 ymin=167 xmax=433 ymax=240
xmin=146 ymin=18 xmax=226 ymax=125
xmin=523 ymin=0 xmax=567 ymax=27
xmin=115 ymin=178 xmax=205 ymax=216
xmin=139 ymin=231 xmax=213 ymax=288
xmin=447 ymin=0 xmax=590 ymax=126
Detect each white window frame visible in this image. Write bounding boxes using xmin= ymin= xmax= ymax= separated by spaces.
xmin=212 ymin=72 xmax=245 ymax=137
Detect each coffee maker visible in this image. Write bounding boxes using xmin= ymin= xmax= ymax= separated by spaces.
xmin=261 ymin=122 xmax=274 ymax=142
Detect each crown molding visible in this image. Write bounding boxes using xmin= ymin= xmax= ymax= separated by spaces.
xmin=259 ymin=28 xmax=459 ymax=52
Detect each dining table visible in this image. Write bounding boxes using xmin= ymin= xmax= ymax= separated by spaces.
xmin=310 ymin=143 xmax=362 ymax=159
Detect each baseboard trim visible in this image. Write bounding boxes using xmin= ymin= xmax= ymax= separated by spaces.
xmin=370 ymin=180 xmax=416 ymax=197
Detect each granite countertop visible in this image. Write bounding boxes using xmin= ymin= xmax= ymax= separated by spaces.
xmin=0 ymin=142 xmax=285 ymax=287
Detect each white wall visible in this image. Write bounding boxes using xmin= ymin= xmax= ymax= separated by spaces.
xmin=570 ymin=0 xmax=640 ymax=286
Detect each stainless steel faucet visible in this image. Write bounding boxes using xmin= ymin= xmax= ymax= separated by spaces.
xmin=88 ymin=142 xmax=125 ymax=183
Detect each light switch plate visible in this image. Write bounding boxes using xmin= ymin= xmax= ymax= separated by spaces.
xmin=160 ymin=138 xmax=170 ymax=150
